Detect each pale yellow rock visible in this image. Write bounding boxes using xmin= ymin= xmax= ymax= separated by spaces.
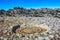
xmin=16 ymin=24 xmax=48 ymax=34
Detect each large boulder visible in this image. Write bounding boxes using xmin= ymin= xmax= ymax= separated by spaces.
xmin=16 ymin=24 xmax=48 ymax=34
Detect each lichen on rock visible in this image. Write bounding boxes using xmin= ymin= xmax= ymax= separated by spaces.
xmin=16 ymin=24 xmax=48 ymax=34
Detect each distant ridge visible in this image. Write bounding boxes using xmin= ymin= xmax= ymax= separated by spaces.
xmin=0 ymin=7 xmax=60 ymax=18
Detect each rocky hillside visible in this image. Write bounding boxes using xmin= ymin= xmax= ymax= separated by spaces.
xmin=0 ymin=7 xmax=60 ymax=18
xmin=0 ymin=17 xmax=60 ymax=40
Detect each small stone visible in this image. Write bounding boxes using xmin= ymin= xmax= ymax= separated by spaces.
xmin=57 ymin=38 xmax=60 ymax=40
xmin=55 ymin=34 xmax=59 ymax=38
xmin=21 ymin=35 xmax=25 ymax=37
xmin=49 ymin=35 xmax=54 ymax=38
xmin=37 ymin=37 xmax=43 ymax=40
xmin=35 ymin=36 xmax=38 ymax=38
xmin=48 ymin=32 xmax=52 ymax=34
xmin=0 ymin=37 xmax=3 ymax=40
xmin=4 ymin=38 xmax=7 ymax=40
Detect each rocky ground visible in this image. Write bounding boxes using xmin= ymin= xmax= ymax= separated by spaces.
xmin=0 ymin=17 xmax=60 ymax=40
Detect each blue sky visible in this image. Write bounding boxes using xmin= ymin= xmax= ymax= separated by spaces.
xmin=0 ymin=0 xmax=60 ymax=10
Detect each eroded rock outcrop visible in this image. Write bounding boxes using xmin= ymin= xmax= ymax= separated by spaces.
xmin=16 ymin=24 xmax=48 ymax=34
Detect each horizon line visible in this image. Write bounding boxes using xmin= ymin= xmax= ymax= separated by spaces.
xmin=0 ymin=7 xmax=60 ymax=10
